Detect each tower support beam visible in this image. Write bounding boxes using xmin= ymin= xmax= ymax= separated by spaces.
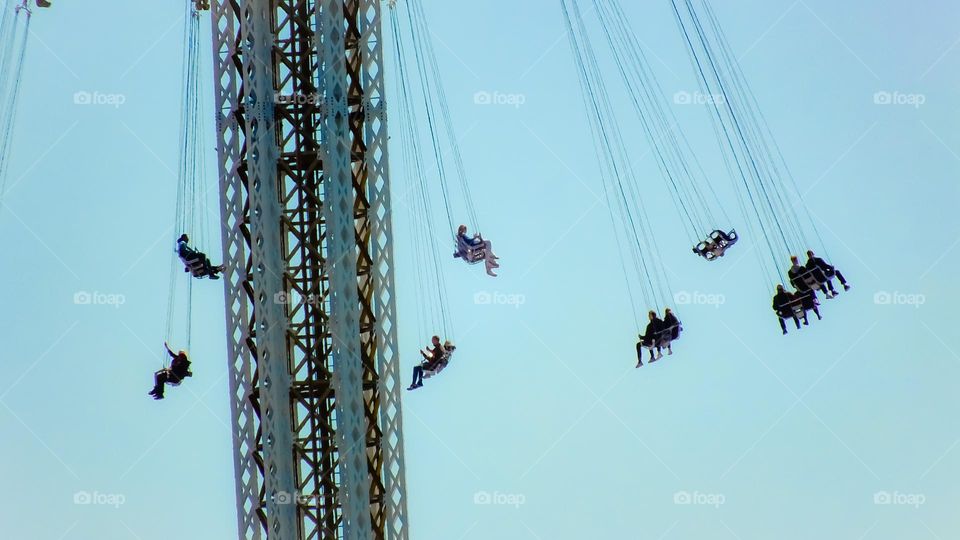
xmin=210 ymin=0 xmax=408 ymax=538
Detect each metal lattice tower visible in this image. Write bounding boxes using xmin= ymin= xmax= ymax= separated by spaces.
xmin=209 ymin=0 xmax=408 ymax=538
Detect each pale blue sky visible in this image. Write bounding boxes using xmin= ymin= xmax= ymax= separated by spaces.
xmin=1 ymin=1 xmax=958 ymax=539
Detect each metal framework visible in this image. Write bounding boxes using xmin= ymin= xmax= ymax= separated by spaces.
xmin=209 ymin=0 xmax=408 ymax=538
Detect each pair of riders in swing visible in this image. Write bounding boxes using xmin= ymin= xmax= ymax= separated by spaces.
xmin=636 ymin=308 xmax=682 ymax=367
xmin=408 ymin=336 xmax=456 ymax=391
xmin=772 ymin=250 xmax=850 ymax=334
xmin=454 ymin=225 xmax=500 ymax=277
xmin=148 ymin=343 xmax=192 ymax=400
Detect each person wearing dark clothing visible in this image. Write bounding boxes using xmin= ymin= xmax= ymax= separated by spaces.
xmin=772 ymin=284 xmax=803 ymax=334
xmin=788 ymin=255 xmax=814 ymax=294
xmin=806 ymin=250 xmax=850 ymax=295
xmin=660 ymin=308 xmax=682 ymax=355
xmin=408 ymin=336 xmax=445 ymax=390
xmin=177 ymin=234 xmax=224 ymax=279
xmin=149 ymin=343 xmax=193 ymax=400
xmin=636 ymin=311 xmax=665 ymax=367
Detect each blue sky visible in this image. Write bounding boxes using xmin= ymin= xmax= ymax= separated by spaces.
xmin=1 ymin=0 xmax=958 ymax=539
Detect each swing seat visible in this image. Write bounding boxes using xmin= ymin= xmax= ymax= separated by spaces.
xmin=693 ymin=230 xmax=737 ymax=261
xmin=423 ymin=348 xmax=455 ymax=379
xmin=422 ymin=359 xmax=448 ymax=378
xmin=167 ymin=376 xmax=192 ymax=387
xmin=156 ymin=369 xmax=192 ymax=387
xmin=180 ymin=255 xmax=222 ymax=279
xmin=639 ymin=336 xmax=661 ymax=350
xmin=658 ymin=323 xmax=682 ymax=347
xmin=791 ymin=267 xmax=828 ymax=294
xmin=784 ymin=293 xmax=818 ymax=317
xmin=805 ymin=266 xmax=835 ymax=290
xmin=454 ymin=237 xmax=488 ymax=264
xmin=639 ymin=323 xmax=682 ymax=349
xmin=181 ymin=257 xmax=208 ymax=278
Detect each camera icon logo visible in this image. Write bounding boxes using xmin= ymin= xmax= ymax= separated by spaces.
xmin=873 ymin=291 xmax=891 ymax=305
xmin=474 ymin=291 xmax=492 ymax=305
xmin=73 ymin=91 xmax=92 ymax=105
xmin=473 ymin=491 xmax=491 ymax=505
xmin=74 ymin=491 xmax=92 ymax=505
xmin=74 ymin=291 xmax=92 ymax=305
xmin=873 ymin=491 xmax=891 ymax=505
xmin=275 ymin=491 xmax=294 ymax=505
xmin=673 ymin=491 xmax=692 ymax=505
xmin=473 ymin=91 xmax=492 ymax=105
xmin=673 ymin=291 xmax=692 ymax=305
xmin=673 ymin=91 xmax=692 ymax=105
xmin=873 ymin=91 xmax=892 ymax=105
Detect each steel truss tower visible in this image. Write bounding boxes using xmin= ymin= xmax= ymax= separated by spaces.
xmin=209 ymin=0 xmax=408 ymax=538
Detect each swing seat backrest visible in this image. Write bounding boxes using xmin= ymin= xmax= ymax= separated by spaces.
xmin=698 ymin=230 xmax=737 ymax=260
xmin=423 ymin=359 xmax=447 ymax=378
xmin=423 ymin=348 xmax=455 ymax=378
xmin=694 ymin=241 xmax=716 ymax=259
xmin=658 ymin=323 xmax=682 ymax=346
xmin=798 ymin=268 xmax=824 ymax=290
xmin=455 ymin=237 xmax=487 ymax=264
xmin=180 ymin=255 xmax=209 ymax=278
xmin=694 ymin=241 xmax=724 ymax=261
xmin=785 ymin=293 xmax=818 ymax=316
